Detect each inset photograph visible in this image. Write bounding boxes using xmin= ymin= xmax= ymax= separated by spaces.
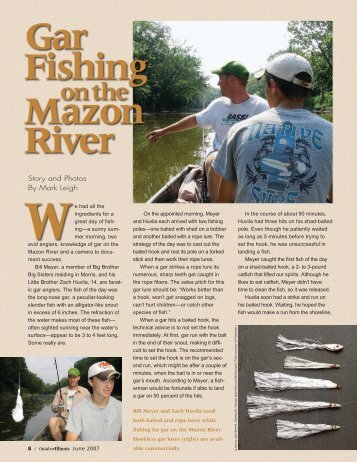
xmin=0 ymin=357 xmax=122 ymax=441
xmin=133 ymin=21 xmax=332 ymax=203
xmin=237 ymin=326 xmax=356 ymax=449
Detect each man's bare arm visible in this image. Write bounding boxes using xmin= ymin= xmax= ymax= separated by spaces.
xmin=147 ymin=115 xmax=198 ymax=143
xmin=216 ymin=176 xmax=237 ymax=203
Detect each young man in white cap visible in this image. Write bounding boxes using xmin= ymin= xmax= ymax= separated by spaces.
xmin=49 ymin=367 xmax=90 ymax=441
xmin=212 ymin=53 xmax=332 ymax=203
xmin=147 ymin=61 xmax=269 ymax=201
xmin=66 ymin=361 xmax=122 ymax=441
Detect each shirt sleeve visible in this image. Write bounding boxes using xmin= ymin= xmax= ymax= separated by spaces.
xmin=65 ymin=405 xmax=82 ymax=437
xmin=212 ymin=129 xmax=238 ymax=182
xmin=195 ymin=99 xmax=218 ymax=129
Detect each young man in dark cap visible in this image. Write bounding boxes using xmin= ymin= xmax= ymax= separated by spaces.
xmin=147 ymin=60 xmax=269 ymax=201
xmin=66 ymin=361 xmax=122 ymax=441
xmin=49 ymin=367 xmax=90 ymax=441
xmin=212 ymin=53 xmax=332 ymax=203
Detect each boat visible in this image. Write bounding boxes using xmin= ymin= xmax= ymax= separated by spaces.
xmin=147 ymin=164 xmax=205 ymax=203
xmin=32 ymin=425 xmax=53 ymax=441
xmin=32 ymin=425 xmax=65 ymax=441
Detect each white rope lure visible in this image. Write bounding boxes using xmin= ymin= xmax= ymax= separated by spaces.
xmin=277 ymin=419 xmax=340 ymax=439
xmin=12 ymin=389 xmax=24 ymax=423
xmin=284 ymin=356 xmax=341 ymax=370
xmin=254 ymin=372 xmax=341 ymax=391
xmin=277 ymin=334 xmax=343 ymax=352
xmin=247 ymin=394 xmax=341 ymax=420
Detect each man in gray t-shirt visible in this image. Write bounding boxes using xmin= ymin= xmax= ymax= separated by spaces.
xmin=66 ymin=361 xmax=122 ymax=441
xmin=213 ymin=53 xmax=332 ymax=203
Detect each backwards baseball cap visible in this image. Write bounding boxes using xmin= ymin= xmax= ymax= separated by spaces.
xmin=68 ymin=367 xmax=80 ymax=377
xmin=254 ymin=53 xmax=313 ymax=88
xmin=211 ymin=61 xmax=249 ymax=80
xmin=88 ymin=361 xmax=120 ymax=380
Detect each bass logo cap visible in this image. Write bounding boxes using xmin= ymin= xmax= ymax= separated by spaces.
xmin=254 ymin=53 xmax=313 ymax=88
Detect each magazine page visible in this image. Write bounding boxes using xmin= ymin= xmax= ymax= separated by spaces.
xmin=1 ymin=0 xmax=356 ymax=461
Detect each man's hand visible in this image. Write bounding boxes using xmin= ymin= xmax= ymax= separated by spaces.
xmin=147 ymin=129 xmax=165 ymax=143
xmin=147 ymin=115 xmax=198 ymax=144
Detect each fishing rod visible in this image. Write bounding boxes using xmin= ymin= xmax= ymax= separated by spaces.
xmin=54 ymin=357 xmax=63 ymax=401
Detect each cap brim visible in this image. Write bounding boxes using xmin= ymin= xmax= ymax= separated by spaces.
xmin=211 ymin=68 xmax=223 ymax=75
xmin=91 ymin=370 xmax=120 ymax=380
xmin=107 ymin=371 xmax=120 ymax=378
xmin=254 ymin=69 xmax=265 ymax=80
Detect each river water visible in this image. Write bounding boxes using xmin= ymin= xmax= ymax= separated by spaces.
xmin=133 ymin=113 xmax=213 ymax=203
xmin=0 ymin=393 xmax=123 ymax=441
xmin=0 ymin=394 xmax=52 ymax=441
xmin=133 ymin=111 xmax=332 ymax=203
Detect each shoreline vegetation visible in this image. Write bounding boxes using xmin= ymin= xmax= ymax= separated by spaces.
xmin=134 ymin=21 xmax=332 ymax=115
xmin=0 ymin=357 xmax=122 ymax=395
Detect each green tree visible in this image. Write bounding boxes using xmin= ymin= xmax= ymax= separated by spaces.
xmin=133 ymin=21 xmax=208 ymax=112
xmin=0 ymin=358 xmax=47 ymax=394
xmin=247 ymin=75 xmax=265 ymax=98
xmin=190 ymin=85 xmax=221 ymax=111
xmin=288 ymin=21 xmax=332 ymax=107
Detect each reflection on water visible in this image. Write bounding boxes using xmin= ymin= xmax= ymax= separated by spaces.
xmin=134 ymin=113 xmax=212 ymax=203
xmin=23 ymin=400 xmax=53 ymax=441
xmin=0 ymin=394 xmax=52 ymax=441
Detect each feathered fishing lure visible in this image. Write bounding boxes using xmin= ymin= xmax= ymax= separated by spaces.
xmin=254 ymin=372 xmax=341 ymax=391
xmin=277 ymin=334 xmax=343 ymax=352
xmin=284 ymin=356 xmax=340 ymax=370
xmin=277 ymin=419 xmax=340 ymax=439
xmin=12 ymin=389 xmax=24 ymax=423
xmin=247 ymin=394 xmax=341 ymax=420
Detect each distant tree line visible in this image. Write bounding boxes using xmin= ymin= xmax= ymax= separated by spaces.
xmin=0 ymin=358 xmax=48 ymax=394
xmin=134 ymin=21 xmax=332 ymax=114
xmin=248 ymin=21 xmax=332 ymax=112
xmin=133 ymin=21 xmax=208 ymax=112
xmin=0 ymin=357 xmax=122 ymax=397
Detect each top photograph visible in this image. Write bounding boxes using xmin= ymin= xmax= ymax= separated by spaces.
xmin=133 ymin=21 xmax=332 ymax=204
